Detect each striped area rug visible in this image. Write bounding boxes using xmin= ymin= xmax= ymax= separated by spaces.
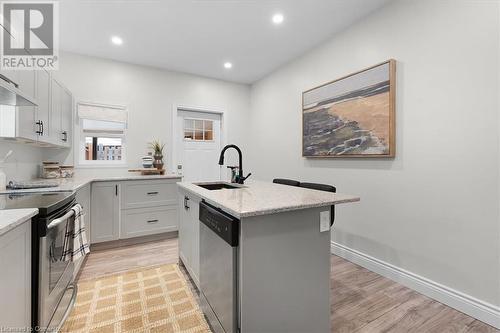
xmin=61 ymin=264 xmax=211 ymax=333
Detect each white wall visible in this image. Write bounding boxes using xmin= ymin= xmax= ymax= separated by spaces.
xmin=45 ymin=51 xmax=251 ymax=171
xmin=249 ymin=0 xmax=500 ymax=309
xmin=0 ymin=142 xmax=43 ymax=181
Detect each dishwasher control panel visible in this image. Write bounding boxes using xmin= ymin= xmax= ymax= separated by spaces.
xmin=199 ymin=200 xmax=240 ymax=247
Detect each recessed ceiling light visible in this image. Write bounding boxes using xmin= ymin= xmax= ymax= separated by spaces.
xmin=111 ymin=36 xmax=123 ymax=45
xmin=224 ymin=62 xmax=233 ymax=69
xmin=272 ymin=13 xmax=284 ymax=25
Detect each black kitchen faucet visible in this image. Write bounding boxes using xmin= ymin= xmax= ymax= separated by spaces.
xmin=218 ymin=144 xmax=251 ymax=184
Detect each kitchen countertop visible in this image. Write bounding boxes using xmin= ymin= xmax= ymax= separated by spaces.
xmin=177 ymin=180 xmax=360 ymax=218
xmin=0 ymin=208 xmax=38 ymax=236
xmin=0 ymin=171 xmax=182 ymax=236
xmin=0 ymin=172 xmax=182 ymax=194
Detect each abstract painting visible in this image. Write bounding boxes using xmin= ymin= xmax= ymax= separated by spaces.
xmin=302 ymin=59 xmax=396 ymax=157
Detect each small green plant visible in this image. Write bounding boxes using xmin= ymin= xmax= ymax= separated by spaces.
xmin=149 ymin=139 xmax=165 ymax=155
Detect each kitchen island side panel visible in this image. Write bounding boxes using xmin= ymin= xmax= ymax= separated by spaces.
xmin=239 ymin=206 xmax=331 ymax=333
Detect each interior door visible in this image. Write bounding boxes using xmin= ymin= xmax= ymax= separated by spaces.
xmin=176 ymin=110 xmax=222 ymax=182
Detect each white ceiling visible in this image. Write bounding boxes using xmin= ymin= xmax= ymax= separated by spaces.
xmin=60 ymin=0 xmax=391 ymax=84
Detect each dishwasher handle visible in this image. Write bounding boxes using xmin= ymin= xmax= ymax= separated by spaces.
xmin=199 ymin=200 xmax=240 ymax=247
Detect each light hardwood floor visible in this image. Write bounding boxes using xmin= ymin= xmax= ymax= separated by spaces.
xmin=78 ymin=238 xmax=498 ymax=333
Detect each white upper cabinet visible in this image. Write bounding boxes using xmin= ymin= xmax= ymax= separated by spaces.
xmin=50 ymin=79 xmax=62 ymax=145
xmin=0 ymin=68 xmax=74 ymax=148
xmin=0 ymin=48 xmax=37 ymax=106
xmin=61 ymin=86 xmax=73 ymax=146
xmin=35 ymin=70 xmax=51 ymax=143
xmin=49 ymin=78 xmax=73 ymax=147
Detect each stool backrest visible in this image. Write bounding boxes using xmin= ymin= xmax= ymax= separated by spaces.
xmin=272 ymin=178 xmax=300 ymax=187
xmin=299 ymin=182 xmax=336 ymax=193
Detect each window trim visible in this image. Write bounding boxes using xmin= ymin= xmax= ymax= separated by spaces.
xmin=75 ymin=102 xmax=128 ymax=168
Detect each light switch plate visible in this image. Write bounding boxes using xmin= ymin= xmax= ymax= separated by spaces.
xmin=320 ymin=210 xmax=330 ymax=232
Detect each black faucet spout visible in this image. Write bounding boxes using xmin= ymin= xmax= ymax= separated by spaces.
xmin=219 ymin=144 xmax=249 ymax=184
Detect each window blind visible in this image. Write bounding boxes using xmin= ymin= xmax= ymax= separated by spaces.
xmin=78 ymin=103 xmax=127 ymax=124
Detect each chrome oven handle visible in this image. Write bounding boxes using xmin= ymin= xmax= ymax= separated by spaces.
xmin=54 ymin=283 xmax=78 ymax=332
xmin=47 ymin=209 xmax=75 ymax=230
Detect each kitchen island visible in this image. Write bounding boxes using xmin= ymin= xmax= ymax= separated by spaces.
xmin=177 ymin=180 xmax=359 ymax=333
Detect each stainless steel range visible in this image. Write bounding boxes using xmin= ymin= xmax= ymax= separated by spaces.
xmin=1 ymin=192 xmax=80 ymax=332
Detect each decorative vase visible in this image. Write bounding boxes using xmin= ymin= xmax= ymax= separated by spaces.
xmin=153 ymin=153 xmax=164 ymax=170
xmin=142 ymin=152 xmax=154 ymax=168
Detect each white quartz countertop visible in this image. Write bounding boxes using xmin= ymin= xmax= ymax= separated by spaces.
xmin=0 ymin=171 xmax=182 ymax=194
xmin=177 ymin=180 xmax=360 ymax=218
xmin=0 ymin=208 xmax=38 ymax=236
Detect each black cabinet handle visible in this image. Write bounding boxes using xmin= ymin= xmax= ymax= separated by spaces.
xmin=41 ymin=121 xmax=44 ymax=135
xmin=147 ymin=219 xmax=159 ymax=223
xmin=184 ymin=196 xmax=190 ymax=210
xmin=147 ymin=191 xmax=158 ymax=195
xmin=36 ymin=120 xmax=42 ymax=135
xmin=62 ymin=131 xmax=68 ymax=142
xmin=115 ymin=185 xmax=118 ymax=196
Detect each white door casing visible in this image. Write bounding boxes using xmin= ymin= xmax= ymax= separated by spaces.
xmin=174 ymin=107 xmax=223 ymax=182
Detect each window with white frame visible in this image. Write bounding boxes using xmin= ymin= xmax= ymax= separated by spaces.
xmin=77 ymin=102 xmax=128 ymax=166
xmin=183 ymin=118 xmax=213 ymax=141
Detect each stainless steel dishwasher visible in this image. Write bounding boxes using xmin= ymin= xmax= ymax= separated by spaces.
xmin=199 ymin=201 xmax=239 ymax=333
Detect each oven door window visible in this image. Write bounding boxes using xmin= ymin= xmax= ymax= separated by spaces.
xmin=46 ymin=216 xmax=74 ymax=293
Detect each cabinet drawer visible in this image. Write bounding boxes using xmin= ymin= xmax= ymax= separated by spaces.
xmin=121 ymin=180 xmax=178 ymax=209
xmin=121 ymin=206 xmax=178 ymax=239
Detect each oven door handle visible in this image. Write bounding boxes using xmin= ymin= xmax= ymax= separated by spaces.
xmin=47 ymin=209 xmax=75 ymax=230
xmin=54 ymin=283 xmax=78 ymax=332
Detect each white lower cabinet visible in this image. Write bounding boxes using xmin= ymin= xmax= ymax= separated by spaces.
xmin=0 ymin=220 xmax=31 ymax=329
xmin=178 ymin=190 xmax=200 ymax=287
xmin=90 ymin=179 xmax=179 ymax=245
xmin=74 ymin=184 xmax=91 ymax=278
xmin=91 ymin=182 xmax=120 ymax=243
xmin=121 ymin=205 xmax=178 ymax=239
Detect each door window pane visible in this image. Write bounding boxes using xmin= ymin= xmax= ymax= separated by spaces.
xmin=204 ymin=130 xmax=213 ymax=140
xmin=183 ymin=118 xmax=215 ymax=141
xmin=204 ymin=120 xmax=213 ymax=131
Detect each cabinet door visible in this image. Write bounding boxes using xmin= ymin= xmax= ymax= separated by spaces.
xmin=91 ymin=182 xmax=120 ymax=243
xmin=178 ymin=193 xmax=192 ymax=268
xmin=16 ymin=68 xmax=37 ymax=141
xmin=50 ymin=79 xmax=62 ymax=144
xmin=0 ymin=220 xmax=31 ymax=328
xmin=16 ymin=104 xmax=37 ymax=141
xmin=121 ymin=205 xmax=178 ymax=239
xmin=61 ymin=88 xmax=72 ymax=146
xmin=75 ymin=184 xmax=91 ymax=242
xmin=35 ymin=70 xmax=51 ymax=142
xmin=189 ymin=196 xmax=200 ymax=285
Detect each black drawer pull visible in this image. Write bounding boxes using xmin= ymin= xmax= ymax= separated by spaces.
xmin=147 ymin=191 xmax=159 ymax=195
xmin=184 ymin=196 xmax=190 ymax=210
xmin=147 ymin=219 xmax=159 ymax=223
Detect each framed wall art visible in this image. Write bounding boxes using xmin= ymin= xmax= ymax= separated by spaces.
xmin=302 ymin=59 xmax=396 ymax=158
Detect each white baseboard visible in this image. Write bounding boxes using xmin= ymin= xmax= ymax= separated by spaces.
xmin=331 ymin=241 xmax=500 ymax=329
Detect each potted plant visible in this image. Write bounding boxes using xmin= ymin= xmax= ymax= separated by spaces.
xmin=149 ymin=139 xmax=165 ymax=170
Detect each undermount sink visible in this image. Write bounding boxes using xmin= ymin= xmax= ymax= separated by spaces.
xmin=196 ymin=182 xmax=240 ymax=190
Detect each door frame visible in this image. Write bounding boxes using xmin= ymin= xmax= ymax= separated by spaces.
xmin=171 ymin=104 xmax=226 ymax=176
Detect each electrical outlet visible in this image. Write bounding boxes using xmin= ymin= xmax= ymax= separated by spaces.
xmin=320 ymin=210 xmax=330 ymax=232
